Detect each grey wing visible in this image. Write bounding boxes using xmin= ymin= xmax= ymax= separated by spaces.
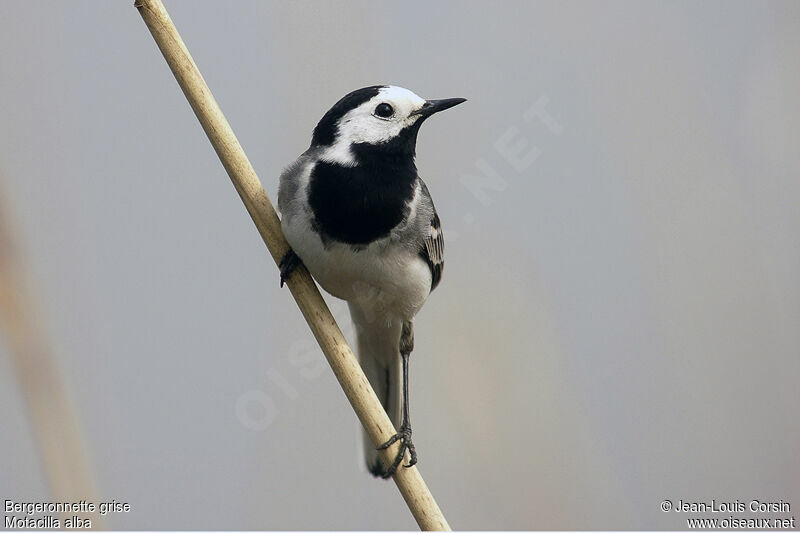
xmin=417 ymin=179 xmax=444 ymax=292
xmin=277 ymin=152 xmax=313 ymax=217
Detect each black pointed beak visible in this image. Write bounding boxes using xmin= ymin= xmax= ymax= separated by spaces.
xmin=412 ymin=97 xmax=467 ymax=118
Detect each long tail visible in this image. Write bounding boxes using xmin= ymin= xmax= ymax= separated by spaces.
xmin=348 ymin=303 xmax=402 ymax=477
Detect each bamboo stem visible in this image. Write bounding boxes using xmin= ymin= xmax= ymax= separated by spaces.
xmin=0 ymin=192 xmax=101 ymax=528
xmin=133 ymin=1 xmax=450 ymax=530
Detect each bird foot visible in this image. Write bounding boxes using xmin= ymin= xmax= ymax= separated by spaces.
xmin=376 ymin=422 xmax=417 ymax=478
xmin=279 ymin=249 xmax=302 ymax=287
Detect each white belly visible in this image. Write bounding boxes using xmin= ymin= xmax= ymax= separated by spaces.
xmin=282 ymin=215 xmax=431 ymax=323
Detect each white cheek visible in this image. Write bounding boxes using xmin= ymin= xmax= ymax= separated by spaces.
xmin=319 ymin=139 xmax=357 ymax=166
xmin=318 ymin=117 xmax=398 ymax=164
xmin=343 ymin=117 xmax=397 ymax=145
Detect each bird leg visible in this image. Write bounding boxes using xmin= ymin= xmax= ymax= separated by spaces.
xmin=377 ymin=321 xmax=417 ymax=478
xmin=279 ymin=249 xmax=302 ymax=287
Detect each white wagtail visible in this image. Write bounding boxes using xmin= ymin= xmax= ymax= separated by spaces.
xmin=277 ymin=85 xmax=465 ymax=477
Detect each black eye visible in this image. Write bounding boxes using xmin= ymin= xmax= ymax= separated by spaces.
xmin=374 ymin=103 xmax=394 ymax=118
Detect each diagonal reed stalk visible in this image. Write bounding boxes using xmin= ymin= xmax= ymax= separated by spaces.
xmin=0 ymin=189 xmax=101 ymax=528
xmin=134 ymin=1 xmax=450 ymax=530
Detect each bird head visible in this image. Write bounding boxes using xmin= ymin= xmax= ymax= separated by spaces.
xmin=311 ymin=85 xmax=466 ymax=164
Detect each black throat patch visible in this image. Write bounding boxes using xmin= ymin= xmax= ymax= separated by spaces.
xmin=308 ymin=152 xmax=418 ymax=246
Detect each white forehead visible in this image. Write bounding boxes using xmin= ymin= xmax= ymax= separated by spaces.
xmin=376 ymin=86 xmax=426 ymax=109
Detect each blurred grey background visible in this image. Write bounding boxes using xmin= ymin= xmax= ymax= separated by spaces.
xmin=1 ymin=0 xmax=798 ymax=530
